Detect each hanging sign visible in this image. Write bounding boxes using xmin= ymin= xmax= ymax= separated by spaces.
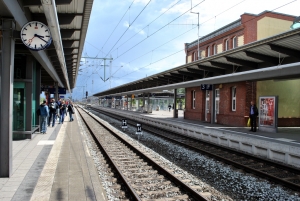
xmin=201 ymin=84 xmax=212 ymax=90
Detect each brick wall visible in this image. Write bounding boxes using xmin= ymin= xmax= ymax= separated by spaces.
xmin=185 ymin=87 xmax=206 ymax=121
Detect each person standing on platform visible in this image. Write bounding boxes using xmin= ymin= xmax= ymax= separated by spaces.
xmin=67 ymin=101 xmax=74 ymax=122
xmin=59 ymin=100 xmax=67 ymax=124
xmin=48 ymin=99 xmax=58 ymax=127
xmin=40 ymin=100 xmax=49 ymax=134
xmin=249 ymin=100 xmax=259 ymax=132
xmin=168 ymin=104 xmax=171 ymax=112
xmin=56 ymin=98 xmax=61 ymax=120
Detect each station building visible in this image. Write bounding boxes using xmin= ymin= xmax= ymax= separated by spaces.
xmin=184 ymin=11 xmax=300 ymax=127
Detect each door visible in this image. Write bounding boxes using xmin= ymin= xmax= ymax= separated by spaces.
xmin=205 ymin=91 xmax=210 ymax=121
xmin=215 ymin=89 xmax=220 ymax=122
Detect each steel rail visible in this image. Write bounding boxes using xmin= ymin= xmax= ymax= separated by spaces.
xmin=78 ymin=106 xmax=208 ymax=201
xmin=90 ymin=107 xmax=300 ymax=192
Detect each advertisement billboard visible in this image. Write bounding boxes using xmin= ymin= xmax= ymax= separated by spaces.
xmin=258 ymin=96 xmax=278 ymax=133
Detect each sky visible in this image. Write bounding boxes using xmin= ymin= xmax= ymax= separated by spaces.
xmin=71 ymin=0 xmax=299 ymax=100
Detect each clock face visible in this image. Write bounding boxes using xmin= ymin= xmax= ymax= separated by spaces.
xmin=20 ymin=21 xmax=52 ymax=51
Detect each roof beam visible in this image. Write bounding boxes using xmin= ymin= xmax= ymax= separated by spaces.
xmin=225 ymin=57 xmax=258 ymax=69
xmin=244 ymin=51 xmax=279 ymax=65
xmin=178 ymin=70 xmax=202 ymax=79
xmin=22 ymin=0 xmax=72 ymax=7
xmin=197 ymin=65 xmax=226 ymax=75
xmin=269 ymin=44 xmax=300 ymax=58
xmin=209 ymin=61 xmax=233 ymax=69
xmin=186 ymin=68 xmax=205 ymax=75
xmin=32 ymin=13 xmax=81 ymax=25
xmin=61 ymin=30 xmax=76 ymax=38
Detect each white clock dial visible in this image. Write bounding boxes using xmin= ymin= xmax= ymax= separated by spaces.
xmin=20 ymin=21 xmax=52 ymax=51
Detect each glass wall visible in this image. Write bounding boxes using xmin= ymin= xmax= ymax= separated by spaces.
xmin=32 ymin=64 xmax=37 ymax=128
xmin=13 ymin=82 xmax=26 ymax=131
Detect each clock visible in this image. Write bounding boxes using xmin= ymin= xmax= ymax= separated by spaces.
xmin=20 ymin=21 xmax=52 ymax=51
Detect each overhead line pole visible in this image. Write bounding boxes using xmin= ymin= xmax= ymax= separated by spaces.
xmin=191 ymin=0 xmax=200 ymax=60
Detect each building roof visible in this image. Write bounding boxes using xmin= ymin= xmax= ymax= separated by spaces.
xmin=186 ymin=10 xmax=296 ymax=49
xmin=94 ymin=27 xmax=300 ymax=97
xmin=0 ymin=0 xmax=93 ymax=91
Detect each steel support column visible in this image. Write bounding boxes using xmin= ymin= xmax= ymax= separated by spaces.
xmin=25 ymin=55 xmax=33 ymax=138
xmin=35 ymin=64 xmax=41 ymax=130
xmin=54 ymin=82 xmax=58 ymax=100
xmin=210 ymin=85 xmax=215 ymax=124
xmin=0 ymin=19 xmax=15 ymax=177
xmin=173 ymin=89 xmax=178 ymax=118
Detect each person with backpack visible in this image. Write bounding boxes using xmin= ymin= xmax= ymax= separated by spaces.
xmin=59 ymin=100 xmax=67 ymax=124
xmin=39 ymin=100 xmax=49 ymax=134
xmin=48 ymin=98 xmax=58 ymax=127
xmin=67 ymin=101 xmax=74 ymax=122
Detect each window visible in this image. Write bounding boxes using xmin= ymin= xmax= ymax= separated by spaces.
xmin=207 ymin=46 xmax=210 ymax=57
xmin=232 ymin=36 xmax=237 ymax=48
xmin=193 ymin=51 xmax=197 ymax=61
xmin=231 ymin=87 xmax=236 ymax=111
xmin=213 ymin=44 xmax=217 ymax=55
xmin=225 ymin=39 xmax=229 ymax=51
xmin=192 ymin=90 xmax=196 ymax=109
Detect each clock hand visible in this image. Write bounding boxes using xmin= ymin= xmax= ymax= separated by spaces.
xmin=35 ymin=34 xmax=47 ymax=43
xmin=28 ymin=36 xmax=35 ymax=44
xmin=34 ymin=34 xmax=44 ymax=38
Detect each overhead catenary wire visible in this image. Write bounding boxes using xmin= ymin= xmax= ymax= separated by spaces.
xmin=94 ymin=0 xmax=136 ymax=58
xmin=111 ymin=0 xmax=297 ymax=82
xmin=114 ymin=0 xmax=205 ymax=61
xmin=103 ymin=0 xmax=152 ymax=59
xmin=114 ymin=0 xmax=182 ymax=50
xmin=78 ymin=0 xmax=297 ymax=96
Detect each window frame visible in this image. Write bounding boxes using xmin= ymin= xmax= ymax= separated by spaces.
xmin=225 ymin=39 xmax=229 ymax=51
xmin=213 ymin=44 xmax=217 ymax=55
xmin=231 ymin=86 xmax=236 ymax=111
xmin=192 ymin=90 xmax=196 ymax=109
xmin=207 ymin=46 xmax=210 ymax=57
xmin=232 ymin=36 xmax=237 ymax=48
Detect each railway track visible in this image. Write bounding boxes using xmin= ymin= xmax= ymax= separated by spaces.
xmin=77 ymin=106 xmax=208 ymax=201
xmin=88 ymin=106 xmax=300 ymax=192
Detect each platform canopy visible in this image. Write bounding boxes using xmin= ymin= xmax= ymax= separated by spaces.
xmin=94 ymin=28 xmax=300 ymax=97
xmin=0 ymin=0 xmax=93 ymax=91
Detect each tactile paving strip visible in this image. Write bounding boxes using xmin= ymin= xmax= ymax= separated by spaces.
xmin=30 ymin=124 xmax=67 ymax=201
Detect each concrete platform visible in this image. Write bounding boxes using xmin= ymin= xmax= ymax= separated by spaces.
xmin=0 ymin=112 xmax=107 ymax=201
xmin=96 ymin=106 xmax=300 ymax=168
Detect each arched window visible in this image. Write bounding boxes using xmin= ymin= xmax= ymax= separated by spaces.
xmin=225 ymin=39 xmax=229 ymax=51
xmin=232 ymin=36 xmax=237 ymax=48
xmin=213 ymin=44 xmax=217 ymax=55
xmin=207 ymin=46 xmax=210 ymax=57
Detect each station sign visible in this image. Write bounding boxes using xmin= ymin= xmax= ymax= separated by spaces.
xmin=136 ymin=123 xmax=143 ymax=135
xmin=201 ymin=84 xmax=212 ymax=90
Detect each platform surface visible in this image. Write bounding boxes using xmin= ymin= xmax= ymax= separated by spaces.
xmin=102 ymin=106 xmax=300 ymax=145
xmin=0 ymin=112 xmax=107 ymax=201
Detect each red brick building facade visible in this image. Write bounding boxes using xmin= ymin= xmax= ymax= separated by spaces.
xmin=184 ymin=11 xmax=295 ymax=126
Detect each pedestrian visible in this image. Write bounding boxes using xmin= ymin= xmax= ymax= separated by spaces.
xmin=56 ymin=98 xmax=61 ymax=120
xmin=168 ymin=104 xmax=171 ymax=112
xmin=249 ymin=100 xmax=259 ymax=132
xmin=48 ymin=98 xmax=58 ymax=127
xmin=59 ymin=100 xmax=67 ymax=124
xmin=40 ymin=100 xmax=49 ymax=134
xmin=67 ymin=101 xmax=74 ymax=122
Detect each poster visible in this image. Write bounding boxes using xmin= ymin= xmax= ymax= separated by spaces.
xmin=258 ymin=96 xmax=277 ymax=127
